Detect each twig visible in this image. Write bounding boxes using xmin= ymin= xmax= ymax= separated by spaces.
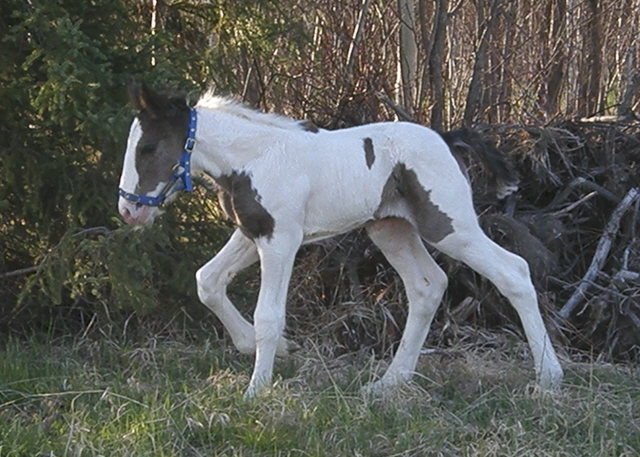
xmin=0 ymin=265 xmax=40 ymax=279
xmin=70 ymin=226 xmax=110 ymax=238
xmin=344 ymin=0 xmax=372 ymax=85
xmin=546 ymin=177 xmax=620 ymax=210
xmin=375 ymin=91 xmax=416 ymax=122
xmin=548 ymin=191 xmax=597 ymax=216
xmin=0 ymin=226 xmax=111 ymax=279
xmin=558 ymin=187 xmax=640 ymax=320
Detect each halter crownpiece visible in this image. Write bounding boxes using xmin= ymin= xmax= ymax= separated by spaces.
xmin=119 ymin=108 xmax=197 ymax=207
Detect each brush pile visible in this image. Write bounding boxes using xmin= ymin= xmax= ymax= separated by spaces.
xmin=284 ymin=119 xmax=640 ymax=362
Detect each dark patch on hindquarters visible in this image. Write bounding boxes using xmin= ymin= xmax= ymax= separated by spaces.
xmin=376 ymin=163 xmax=454 ymax=243
xmin=215 ymin=171 xmax=275 ymax=239
xmin=363 ymin=137 xmax=375 ymax=169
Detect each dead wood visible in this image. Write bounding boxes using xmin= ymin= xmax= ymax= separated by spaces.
xmin=558 ymin=187 xmax=639 ymax=320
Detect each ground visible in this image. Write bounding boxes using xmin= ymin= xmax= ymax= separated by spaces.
xmin=1 ymin=326 xmax=639 ymax=456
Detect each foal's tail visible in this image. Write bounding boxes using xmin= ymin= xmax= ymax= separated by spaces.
xmin=440 ymin=128 xmax=519 ymax=199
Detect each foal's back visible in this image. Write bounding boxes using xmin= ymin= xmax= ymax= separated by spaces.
xmin=283 ymin=121 xmax=471 ymax=243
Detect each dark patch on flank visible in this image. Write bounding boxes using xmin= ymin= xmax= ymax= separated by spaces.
xmin=299 ymin=120 xmax=319 ymax=133
xmin=129 ymin=82 xmax=190 ymax=194
xmin=215 ymin=171 xmax=275 ymax=239
xmin=363 ymin=137 xmax=375 ymax=169
xmin=376 ymin=163 xmax=454 ymax=243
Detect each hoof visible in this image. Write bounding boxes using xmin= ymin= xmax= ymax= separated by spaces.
xmin=243 ymin=385 xmax=259 ymax=400
xmin=361 ymin=380 xmax=386 ymax=397
xmin=244 ymin=378 xmax=270 ymax=400
xmin=361 ymin=371 xmax=409 ymax=397
xmin=538 ymin=365 xmax=564 ymax=392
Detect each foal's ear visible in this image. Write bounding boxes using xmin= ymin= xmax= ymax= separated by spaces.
xmin=127 ymin=80 xmax=167 ymax=119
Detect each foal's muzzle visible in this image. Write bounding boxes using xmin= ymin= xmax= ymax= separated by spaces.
xmin=118 ymin=199 xmax=161 ymax=226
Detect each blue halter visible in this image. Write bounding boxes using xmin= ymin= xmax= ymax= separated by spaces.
xmin=119 ymin=108 xmax=197 ymax=207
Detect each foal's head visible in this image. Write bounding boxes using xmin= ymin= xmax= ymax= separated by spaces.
xmin=118 ymin=82 xmax=191 ymax=225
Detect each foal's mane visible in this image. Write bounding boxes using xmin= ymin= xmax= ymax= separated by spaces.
xmin=197 ymin=91 xmax=303 ymax=132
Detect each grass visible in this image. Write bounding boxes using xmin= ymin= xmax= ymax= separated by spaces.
xmin=1 ymin=329 xmax=639 ymax=456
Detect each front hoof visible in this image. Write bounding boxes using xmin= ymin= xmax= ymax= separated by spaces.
xmin=361 ymin=377 xmax=399 ymax=398
xmin=244 ymin=375 xmax=272 ymax=400
xmin=361 ymin=380 xmax=386 ymax=397
xmin=243 ymin=383 xmax=264 ymax=400
xmin=362 ymin=371 xmax=412 ymax=397
xmin=243 ymin=386 xmax=258 ymax=401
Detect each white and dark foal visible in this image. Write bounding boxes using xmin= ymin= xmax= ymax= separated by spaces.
xmin=118 ymin=82 xmax=563 ymax=397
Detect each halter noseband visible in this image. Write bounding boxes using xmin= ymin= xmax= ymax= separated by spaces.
xmin=118 ymin=108 xmax=197 ymax=207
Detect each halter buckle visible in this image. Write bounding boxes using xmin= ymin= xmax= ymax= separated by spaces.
xmin=184 ymin=137 xmax=196 ymax=152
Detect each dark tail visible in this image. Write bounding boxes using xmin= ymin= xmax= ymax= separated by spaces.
xmin=440 ymin=128 xmax=519 ymax=199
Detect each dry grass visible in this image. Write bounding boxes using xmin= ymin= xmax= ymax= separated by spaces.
xmin=1 ymin=324 xmax=639 ymax=456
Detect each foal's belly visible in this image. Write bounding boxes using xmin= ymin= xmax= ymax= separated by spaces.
xmin=301 ymin=181 xmax=382 ymax=242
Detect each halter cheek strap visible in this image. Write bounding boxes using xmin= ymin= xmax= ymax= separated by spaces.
xmin=119 ymin=108 xmax=197 ymax=207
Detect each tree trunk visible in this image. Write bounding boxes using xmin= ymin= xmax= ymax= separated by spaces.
xmin=618 ymin=47 xmax=640 ymax=118
xmin=426 ymin=0 xmax=449 ymax=131
xmin=417 ymin=0 xmax=432 ymax=120
xmin=345 ymin=0 xmax=372 ymax=86
xmin=150 ymin=0 xmax=157 ymax=66
xmin=546 ymin=0 xmax=567 ymax=118
xmin=397 ymin=0 xmax=418 ymax=115
xmin=578 ymin=0 xmax=603 ymax=116
xmin=463 ymin=0 xmax=500 ymax=126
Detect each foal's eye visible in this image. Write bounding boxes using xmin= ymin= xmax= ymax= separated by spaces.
xmin=139 ymin=143 xmax=157 ymax=155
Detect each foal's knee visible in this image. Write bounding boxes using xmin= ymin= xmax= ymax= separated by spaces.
xmin=195 ymin=263 xmax=226 ymax=308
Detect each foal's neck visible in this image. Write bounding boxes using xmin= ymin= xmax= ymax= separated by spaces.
xmin=193 ymin=108 xmax=289 ymax=179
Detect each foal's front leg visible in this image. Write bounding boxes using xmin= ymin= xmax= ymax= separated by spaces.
xmin=196 ymin=229 xmax=291 ymax=356
xmin=245 ymin=228 xmax=302 ymax=399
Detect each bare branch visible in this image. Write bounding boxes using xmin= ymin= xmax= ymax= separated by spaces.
xmin=375 ymin=91 xmax=416 ymax=122
xmin=345 ymin=0 xmax=372 ymax=85
xmin=558 ymin=187 xmax=640 ymax=320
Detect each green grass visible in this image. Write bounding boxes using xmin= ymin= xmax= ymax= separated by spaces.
xmin=1 ymin=332 xmax=639 ymax=456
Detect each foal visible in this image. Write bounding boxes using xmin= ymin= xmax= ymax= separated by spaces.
xmin=118 ymin=82 xmax=563 ymax=397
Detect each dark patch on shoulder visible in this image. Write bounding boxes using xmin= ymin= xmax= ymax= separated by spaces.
xmin=376 ymin=163 xmax=454 ymax=243
xmin=299 ymin=120 xmax=319 ymax=133
xmin=363 ymin=137 xmax=375 ymax=169
xmin=215 ymin=171 xmax=275 ymax=239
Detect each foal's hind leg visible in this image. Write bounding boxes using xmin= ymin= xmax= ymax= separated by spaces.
xmin=366 ymin=218 xmax=448 ymax=391
xmin=434 ymin=225 xmax=563 ymax=389
xmin=196 ymin=229 xmax=291 ymax=356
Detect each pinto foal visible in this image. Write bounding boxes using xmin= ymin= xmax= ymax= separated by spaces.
xmin=118 ymin=83 xmax=563 ymax=398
